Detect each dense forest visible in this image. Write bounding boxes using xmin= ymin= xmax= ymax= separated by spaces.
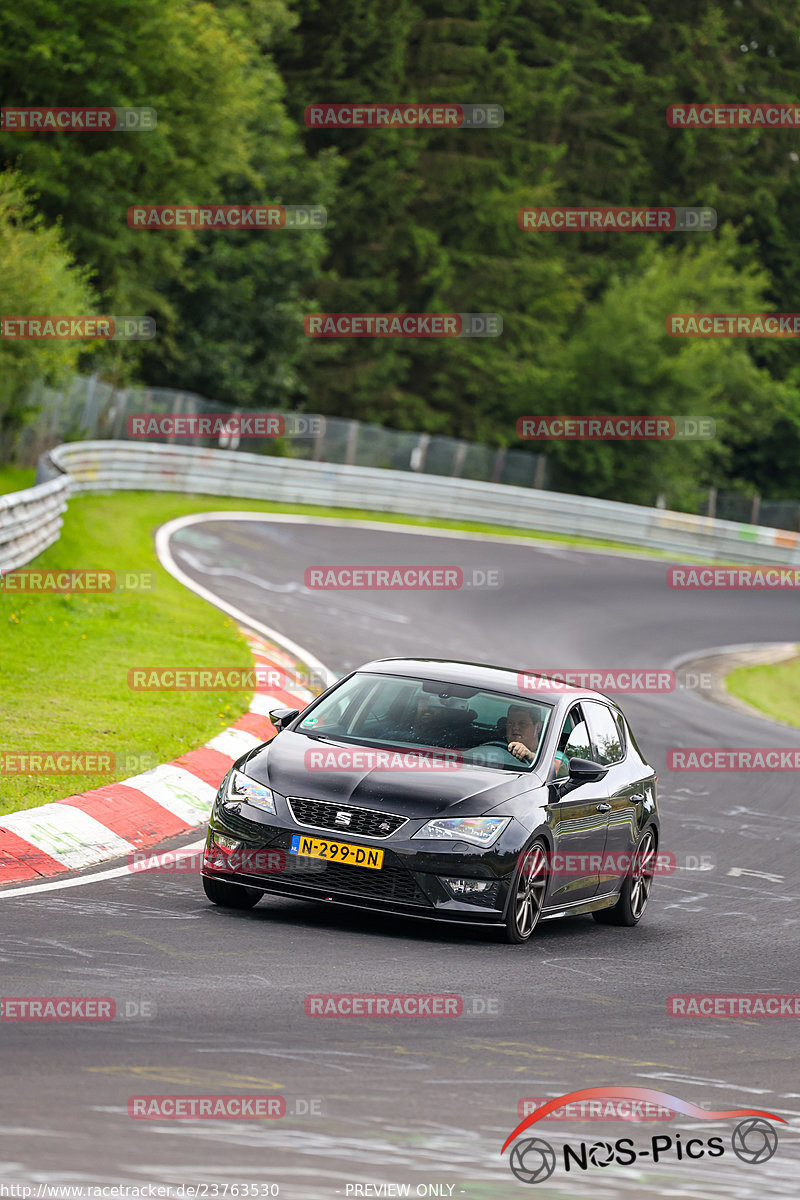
xmin=2 ymin=0 xmax=799 ymax=507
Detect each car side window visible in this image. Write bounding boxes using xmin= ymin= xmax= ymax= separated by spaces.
xmin=584 ymin=701 xmax=625 ymax=766
xmin=552 ymin=705 xmax=592 ymax=776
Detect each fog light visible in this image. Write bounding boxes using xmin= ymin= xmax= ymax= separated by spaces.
xmin=204 ymin=832 xmax=246 ymax=870
xmin=444 ymin=877 xmax=494 ymax=897
xmin=213 ymin=833 xmax=245 ymax=853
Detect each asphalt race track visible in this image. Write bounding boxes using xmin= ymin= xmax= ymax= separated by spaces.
xmin=3 ymin=517 xmax=799 ymax=1198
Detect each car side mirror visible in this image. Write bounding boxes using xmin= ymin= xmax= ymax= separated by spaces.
xmin=269 ymin=706 xmax=299 ymax=732
xmin=568 ymin=756 xmax=608 ymax=783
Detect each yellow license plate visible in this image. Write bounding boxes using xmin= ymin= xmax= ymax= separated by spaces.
xmin=289 ymin=833 xmax=383 ymax=870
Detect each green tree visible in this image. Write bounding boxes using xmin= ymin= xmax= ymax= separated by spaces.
xmin=0 ymin=0 xmax=330 ymax=397
xmin=0 ymin=171 xmax=98 ymax=456
xmin=542 ymin=230 xmax=784 ymax=506
xmin=276 ymin=0 xmax=582 ymax=433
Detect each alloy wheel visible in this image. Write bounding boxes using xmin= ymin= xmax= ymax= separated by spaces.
xmin=630 ymin=830 xmax=656 ymax=920
xmin=515 ymin=843 xmax=548 ymax=938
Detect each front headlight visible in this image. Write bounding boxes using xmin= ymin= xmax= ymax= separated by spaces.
xmin=226 ymin=768 xmax=277 ymax=814
xmin=411 ymin=816 xmax=511 ymax=847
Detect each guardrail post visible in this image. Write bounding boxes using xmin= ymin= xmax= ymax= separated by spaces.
xmin=48 ymin=384 xmax=65 ymax=440
xmin=311 ymin=418 xmax=326 ymax=461
xmin=706 ymin=487 xmax=717 ymax=518
xmin=410 ymin=434 xmax=430 ymax=472
xmin=490 ymin=447 xmax=506 ymax=484
xmin=344 ymin=420 xmax=358 ymax=465
xmin=452 ymin=442 xmax=468 ymax=478
xmin=112 ymin=387 xmax=128 ymax=439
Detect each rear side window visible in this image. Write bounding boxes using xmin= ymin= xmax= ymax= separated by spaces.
xmin=584 ymin=701 xmax=625 ymax=766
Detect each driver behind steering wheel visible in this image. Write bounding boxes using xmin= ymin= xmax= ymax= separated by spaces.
xmin=505 ymin=704 xmax=542 ymax=764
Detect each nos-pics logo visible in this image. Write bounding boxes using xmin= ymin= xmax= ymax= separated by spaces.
xmin=501 ymin=1087 xmax=783 ymax=1184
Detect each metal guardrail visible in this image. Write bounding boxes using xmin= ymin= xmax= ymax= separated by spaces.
xmin=12 ymin=373 xmax=800 ymax=532
xmin=0 ymin=475 xmax=71 ymax=571
xmin=18 ymin=439 xmax=794 ymax=567
xmin=12 ymin=373 xmax=551 ymax=493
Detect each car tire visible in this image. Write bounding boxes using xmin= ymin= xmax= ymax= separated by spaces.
xmin=503 ymin=839 xmax=548 ymax=944
xmin=592 ymin=827 xmax=656 ymax=927
xmin=202 ymin=874 xmax=261 ymax=910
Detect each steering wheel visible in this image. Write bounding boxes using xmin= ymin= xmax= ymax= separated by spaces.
xmin=477 ymin=738 xmax=535 ymax=766
xmin=467 ymin=739 xmax=525 ymax=764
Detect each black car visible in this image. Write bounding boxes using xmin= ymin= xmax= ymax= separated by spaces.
xmin=201 ymin=659 xmax=660 ymax=942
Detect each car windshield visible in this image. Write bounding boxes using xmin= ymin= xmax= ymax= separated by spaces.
xmin=292 ymin=671 xmax=553 ymax=771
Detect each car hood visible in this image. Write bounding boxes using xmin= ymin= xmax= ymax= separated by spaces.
xmin=241 ymin=732 xmax=542 ymax=818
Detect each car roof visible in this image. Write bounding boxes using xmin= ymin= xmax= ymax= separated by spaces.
xmin=356 ymin=657 xmax=609 ymax=704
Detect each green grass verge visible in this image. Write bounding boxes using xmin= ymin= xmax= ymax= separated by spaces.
xmin=0 ymin=486 xmax=713 ymax=818
xmin=725 ymin=652 xmax=800 ymax=728
xmin=0 ymin=466 xmax=36 ymax=494
xmin=0 ymin=492 xmax=259 ymax=815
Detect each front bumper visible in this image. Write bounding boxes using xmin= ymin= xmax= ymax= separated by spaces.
xmin=201 ymin=792 xmax=528 ymax=925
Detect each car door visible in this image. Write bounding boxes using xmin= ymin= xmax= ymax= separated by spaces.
xmin=582 ymin=700 xmax=647 ymax=897
xmin=547 ymin=703 xmax=610 ymax=905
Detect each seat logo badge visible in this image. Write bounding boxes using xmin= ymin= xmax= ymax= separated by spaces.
xmin=335 ymin=810 xmax=352 ymax=826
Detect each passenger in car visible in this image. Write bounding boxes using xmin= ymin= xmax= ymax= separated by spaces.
xmin=383 ymin=693 xmax=477 ymax=749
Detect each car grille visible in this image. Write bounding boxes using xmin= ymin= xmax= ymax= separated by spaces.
xmin=287 ymin=796 xmax=407 ymax=839
xmin=266 ymin=831 xmax=430 ymax=906
xmin=210 ymin=810 xmax=429 ymax=907
xmin=291 ymin=857 xmax=429 ymax=905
